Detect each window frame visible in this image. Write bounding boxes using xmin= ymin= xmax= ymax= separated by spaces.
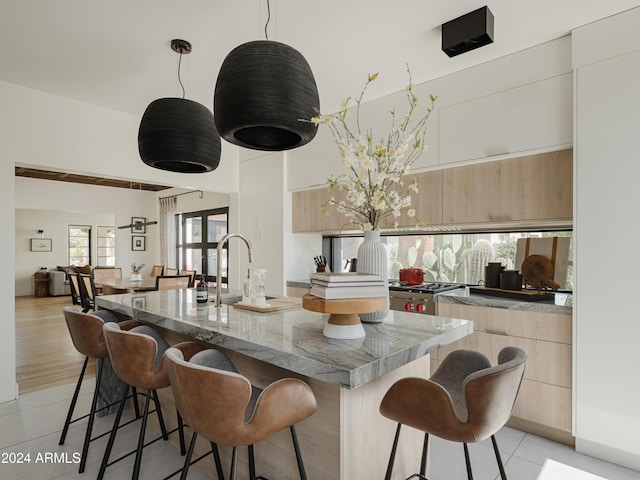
xmin=68 ymin=224 xmax=92 ymax=266
xmin=176 ymin=207 xmax=229 ymax=285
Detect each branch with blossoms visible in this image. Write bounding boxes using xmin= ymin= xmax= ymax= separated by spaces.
xmin=311 ymin=66 xmax=437 ymax=231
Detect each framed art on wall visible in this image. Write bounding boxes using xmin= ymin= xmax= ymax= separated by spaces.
xmin=30 ymin=238 xmax=52 ymax=252
xmin=132 ymin=235 xmax=146 ymax=251
xmin=131 ymin=217 xmax=146 ymax=234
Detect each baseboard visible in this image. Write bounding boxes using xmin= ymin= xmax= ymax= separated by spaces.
xmin=576 ymin=437 xmax=640 ymax=472
xmin=506 ymin=417 xmax=575 ymax=446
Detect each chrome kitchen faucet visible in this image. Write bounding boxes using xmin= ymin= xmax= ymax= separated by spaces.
xmin=216 ymin=233 xmax=254 ymax=309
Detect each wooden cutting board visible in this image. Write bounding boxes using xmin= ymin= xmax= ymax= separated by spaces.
xmin=232 ymin=297 xmax=302 ymax=312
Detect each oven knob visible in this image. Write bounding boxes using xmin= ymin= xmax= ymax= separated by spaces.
xmin=404 ymin=302 xmax=414 ymax=311
xmin=416 ymin=303 xmax=425 ymax=313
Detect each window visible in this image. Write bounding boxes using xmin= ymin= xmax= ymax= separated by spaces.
xmin=68 ymin=225 xmax=91 ymax=265
xmin=97 ymin=226 xmax=116 ymax=266
xmin=176 ymin=208 xmax=229 ymax=285
xmin=330 ymin=230 xmax=574 ymax=291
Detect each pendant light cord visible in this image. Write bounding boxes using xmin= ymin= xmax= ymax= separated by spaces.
xmin=264 ymin=0 xmax=271 ymax=40
xmin=177 ymin=52 xmax=186 ymax=99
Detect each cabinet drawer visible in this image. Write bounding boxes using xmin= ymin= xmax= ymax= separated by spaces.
xmin=437 ymin=302 xmax=572 ymax=344
xmin=512 ymin=380 xmax=572 ymax=434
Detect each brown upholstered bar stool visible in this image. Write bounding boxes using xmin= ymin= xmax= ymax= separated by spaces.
xmin=164 ymin=345 xmax=318 ymax=480
xmin=98 ymin=322 xmax=187 ymax=480
xmin=380 ymin=347 xmax=527 ymax=480
xmin=59 ymin=306 xmax=141 ymax=473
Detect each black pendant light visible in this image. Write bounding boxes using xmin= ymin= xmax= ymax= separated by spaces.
xmin=213 ymin=1 xmax=319 ymax=151
xmin=139 ymin=39 xmax=221 ymax=173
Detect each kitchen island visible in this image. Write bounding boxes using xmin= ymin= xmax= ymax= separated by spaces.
xmin=96 ymin=289 xmax=473 ymax=480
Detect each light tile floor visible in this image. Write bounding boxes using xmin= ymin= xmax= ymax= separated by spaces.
xmin=1 ymin=380 xmax=639 ymax=479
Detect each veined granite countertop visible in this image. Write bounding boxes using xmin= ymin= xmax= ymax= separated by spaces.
xmin=436 ymin=287 xmax=572 ymax=315
xmin=96 ymin=289 xmax=473 ymax=390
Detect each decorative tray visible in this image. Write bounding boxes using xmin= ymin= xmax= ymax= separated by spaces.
xmin=232 ymin=297 xmax=302 ymax=312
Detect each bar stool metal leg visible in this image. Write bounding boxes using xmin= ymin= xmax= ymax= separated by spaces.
xmin=179 ymin=433 xmax=197 ymax=480
xmin=385 ymin=423 xmax=402 ymax=480
xmin=132 ymin=390 xmax=153 ymax=480
xmin=97 ymin=385 xmax=129 ymax=480
xmin=79 ymin=358 xmax=104 ymax=473
xmin=211 ymin=442 xmax=225 ymax=480
xmin=177 ymin=412 xmax=186 ymax=455
xmin=152 ymin=389 xmax=169 ymax=440
xmin=463 ymin=442 xmax=474 ymax=480
xmin=59 ymin=356 xmax=89 ymax=445
xmin=419 ymin=432 xmax=429 ymax=478
xmin=290 ymin=425 xmax=308 ymax=480
xmin=491 ymin=435 xmax=508 ymax=480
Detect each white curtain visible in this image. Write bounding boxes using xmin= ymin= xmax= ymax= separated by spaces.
xmin=159 ymin=196 xmax=177 ymax=268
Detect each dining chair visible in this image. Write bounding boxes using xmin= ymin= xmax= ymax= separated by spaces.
xmin=150 ymin=265 xmax=164 ymax=277
xmin=78 ymin=273 xmax=100 ymax=312
xmin=67 ymin=272 xmax=83 ymax=307
xmin=93 ymin=267 xmax=123 ymax=281
xmin=155 ymin=275 xmax=192 ymax=291
xmin=179 ymin=269 xmax=196 ymax=287
xmin=164 ymin=267 xmax=179 ymax=276
xmin=380 ymin=347 xmax=527 ymax=480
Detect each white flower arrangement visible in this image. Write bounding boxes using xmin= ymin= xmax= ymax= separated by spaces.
xmin=131 ymin=262 xmax=145 ymax=273
xmin=312 ymin=66 xmax=436 ymax=231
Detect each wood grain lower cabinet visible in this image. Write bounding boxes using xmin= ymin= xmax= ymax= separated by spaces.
xmin=436 ymin=302 xmax=573 ymax=445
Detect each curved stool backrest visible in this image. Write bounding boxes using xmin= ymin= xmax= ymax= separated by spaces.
xmin=464 ymin=346 xmax=527 ymax=441
xmin=165 ymin=347 xmax=317 ymax=446
xmin=63 ymin=306 xmax=108 ymax=359
xmin=102 ymin=322 xmax=169 ymax=390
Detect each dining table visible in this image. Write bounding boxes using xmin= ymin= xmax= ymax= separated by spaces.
xmin=96 ymin=276 xmax=158 ymax=293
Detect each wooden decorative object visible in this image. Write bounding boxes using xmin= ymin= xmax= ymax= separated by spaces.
xmin=522 ymin=254 xmax=560 ymax=290
xmin=302 ymin=294 xmax=387 ymax=339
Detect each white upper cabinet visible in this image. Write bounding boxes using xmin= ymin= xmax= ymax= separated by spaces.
xmin=438 ymin=73 xmax=573 ymax=165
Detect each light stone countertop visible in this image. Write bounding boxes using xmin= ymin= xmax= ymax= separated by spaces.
xmin=96 ymin=289 xmax=473 ymax=390
xmin=436 ymin=287 xmax=573 ymax=315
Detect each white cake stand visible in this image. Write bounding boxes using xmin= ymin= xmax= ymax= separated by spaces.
xmin=302 ymin=294 xmax=387 ymax=340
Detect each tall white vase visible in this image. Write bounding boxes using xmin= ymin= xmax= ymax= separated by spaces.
xmin=356 ymin=229 xmax=389 ymax=323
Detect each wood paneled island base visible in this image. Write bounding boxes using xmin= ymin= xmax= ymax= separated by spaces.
xmin=96 ymin=289 xmax=473 ymax=480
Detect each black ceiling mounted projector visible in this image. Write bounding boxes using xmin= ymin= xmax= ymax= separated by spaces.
xmin=442 ymin=6 xmax=494 ymax=58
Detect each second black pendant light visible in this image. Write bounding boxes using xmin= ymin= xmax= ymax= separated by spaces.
xmin=213 ymin=0 xmax=320 ymax=151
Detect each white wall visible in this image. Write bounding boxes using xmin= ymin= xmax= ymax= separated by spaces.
xmin=573 ymin=7 xmax=640 ymax=470
xmin=0 ymin=136 xmax=16 ymax=402
xmin=15 ymin=177 xmax=159 ymax=290
xmin=1 ymin=80 xmax=240 ymax=194
xmin=16 ymin=209 xmax=114 ymax=295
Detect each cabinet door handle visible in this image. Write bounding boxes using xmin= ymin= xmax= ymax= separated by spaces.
xmin=485 ymin=328 xmax=508 ymax=336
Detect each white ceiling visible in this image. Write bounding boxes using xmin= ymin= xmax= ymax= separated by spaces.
xmin=1 ymin=0 xmax=639 ymax=118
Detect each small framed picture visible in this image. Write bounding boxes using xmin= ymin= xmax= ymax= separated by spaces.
xmin=131 ymin=217 xmax=146 ymax=234
xmin=30 ymin=238 xmax=52 ymax=252
xmin=132 ymin=235 xmax=146 ymax=251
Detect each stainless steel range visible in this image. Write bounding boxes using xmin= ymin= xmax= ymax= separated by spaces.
xmin=389 ymin=283 xmax=465 ymax=315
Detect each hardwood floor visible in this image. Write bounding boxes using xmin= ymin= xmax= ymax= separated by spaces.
xmin=15 ymin=295 xmax=95 ymax=394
